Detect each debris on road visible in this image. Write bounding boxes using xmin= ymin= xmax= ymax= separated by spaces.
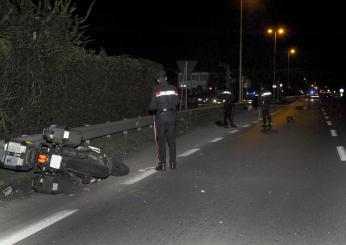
xmin=2 ymin=186 xmax=13 ymax=197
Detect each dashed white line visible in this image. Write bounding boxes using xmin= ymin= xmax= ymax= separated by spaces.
xmin=242 ymin=124 xmax=251 ymax=128
xmin=229 ymin=129 xmax=240 ymax=134
xmin=209 ymin=137 xmax=223 ymax=143
xmin=252 ymin=121 xmax=258 ymax=124
xmin=0 ymin=210 xmax=78 ymax=245
xmin=325 ymin=116 xmax=329 ymax=120
xmin=122 ymin=169 xmax=156 ymax=184
xmin=330 ymin=130 xmax=338 ymax=137
xmin=337 ymin=146 xmax=346 ymax=161
xmin=327 ymin=121 xmax=332 ymax=126
xmin=178 ymin=148 xmax=200 ymax=157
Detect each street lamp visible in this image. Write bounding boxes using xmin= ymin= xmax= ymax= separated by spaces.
xmin=287 ymin=48 xmax=296 ymax=89
xmin=267 ymin=27 xmax=285 ymax=102
xmin=238 ymin=0 xmax=243 ymax=103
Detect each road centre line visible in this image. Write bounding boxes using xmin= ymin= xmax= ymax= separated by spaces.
xmin=242 ymin=124 xmax=251 ymax=128
xmin=229 ymin=129 xmax=240 ymax=134
xmin=122 ymin=169 xmax=156 ymax=185
xmin=337 ymin=146 xmax=346 ymax=161
xmin=178 ymin=148 xmax=200 ymax=157
xmin=252 ymin=121 xmax=258 ymax=124
xmin=325 ymin=116 xmax=329 ymax=119
xmin=327 ymin=121 xmax=332 ymax=126
xmin=330 ymin=130 xmax=338 ymax=137
xmin=209 ymin=137 xmax=223 ymax=143
xmin=0 ymin=209 xmax=78 ymax=245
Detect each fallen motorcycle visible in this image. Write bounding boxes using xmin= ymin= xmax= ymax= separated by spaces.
xmin=0 ymin=125 xmax=129 ymax=194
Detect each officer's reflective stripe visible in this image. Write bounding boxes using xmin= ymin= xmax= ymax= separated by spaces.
xmin=261 ymin=92 xmax=272 ymax=96
xmin=155 ymin=90 xmax=178 ymax=97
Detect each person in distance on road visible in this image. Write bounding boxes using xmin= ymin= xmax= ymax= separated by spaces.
xmin=221 ymin=90 xmax=237 ymax=128
xmin=258 ymin=86 xmax=272 ymax=128
xmin=149 ymin=71 xmax=180 ymax=171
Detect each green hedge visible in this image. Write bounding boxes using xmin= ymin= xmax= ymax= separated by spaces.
xmin=0 ymin=0 xmax=163 ymax=138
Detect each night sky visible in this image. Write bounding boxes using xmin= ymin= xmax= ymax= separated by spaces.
xmin=75 ymin=0 xmax=346 ymax=87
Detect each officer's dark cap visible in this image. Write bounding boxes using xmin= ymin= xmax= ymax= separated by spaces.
xmin=156 ymin=71 xmax=167 ymax=81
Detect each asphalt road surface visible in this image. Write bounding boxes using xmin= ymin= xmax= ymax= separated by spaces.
xmin=1 ymin=98 xmax=346 ymax=245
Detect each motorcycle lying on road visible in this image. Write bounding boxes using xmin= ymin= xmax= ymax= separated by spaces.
xmin=0 ymin=125 xmax=129 ymax=194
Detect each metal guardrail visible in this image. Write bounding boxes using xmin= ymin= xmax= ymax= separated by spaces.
xmin=0 ymin=103 xmax=248 ymax=147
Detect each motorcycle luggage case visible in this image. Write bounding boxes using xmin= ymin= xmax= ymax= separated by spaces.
xmin=42 ymin=125 xmax=82 ymax=147
xmin=32 ymin=174 xmax=73 ymax=194
xmin=0 ymin=140 xmax=36 ymax=171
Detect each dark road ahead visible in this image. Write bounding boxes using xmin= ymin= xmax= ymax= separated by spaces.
xmin=1 ymin=98 xmax=346 ymax=245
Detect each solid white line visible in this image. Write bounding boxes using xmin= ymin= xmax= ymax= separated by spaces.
xmin=122 ymin=169 xmax=156 ymax=185
xmin=0 ymin=210 xmax=78 ymax=245
xmin=242 ymin=124 xmax=251 ymax=128
xmin=337 ymin=146 xmax=346 ymax=161
xmin=138 ymin=166 xmax=156 ymax=172
xmin=178 ymin=148 xmax=200 ymax=157
xmin=229 ymin=129 xmax=240 ymax=134
xmin=330 ymin=130 xmax=338 ymax=137
xmin=209 ymin=137 xmax=223 ymax=143
xmin=327 ymin=121 xmax=332 ymax=126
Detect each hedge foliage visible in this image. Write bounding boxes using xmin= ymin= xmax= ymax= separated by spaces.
xmin=0 ymin=0 xmax=163 ymax=138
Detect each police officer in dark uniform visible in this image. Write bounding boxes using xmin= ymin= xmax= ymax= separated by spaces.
xmin=149 ymin=71 xmax=179 ymax=171
xmin=259 ymin=87 xmax=272 ymax=128
xmin=221 ymin=90 xmax=237 ymax=128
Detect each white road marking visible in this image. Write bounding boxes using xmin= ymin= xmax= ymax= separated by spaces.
xmin=178 ymin=148 xmax=200 ymax=157
xmin=242 ymin=124 xmax=251 ymax=128
xmin=229 ymin=129 xmax=240 ymax=134
xmin=0 ymin=209 xmax=78 ymax=245
xmin=209 ymin=137 xmax=223 ymax=143
xmin=122 ymin=169 xmax=156 ymax=184
xmin=337 ymin=146 xmax=346 ymax=161
xmin=252 ymin=121 xmax=258 ymax=124
xmin=330 ymin=130 xmax=338 ymax=137
xmin=327 ymin=121 xmax=332 ymax=126
xmin=325 ymin=116 xmax=329 ymax=119
xmin=138 ymin=166 xmax=156 ymax=172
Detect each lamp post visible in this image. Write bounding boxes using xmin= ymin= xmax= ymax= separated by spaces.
xmin=267 ymin=27 xmax=285 ymax=102
xmin=238 ymin=0 xmax=243 ymax=103
xmin=287 ymin=48 xmax=296 ymax=89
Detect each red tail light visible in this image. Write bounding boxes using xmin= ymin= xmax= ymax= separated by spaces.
xmin=37 ymin=154 xmax=48 ymax=164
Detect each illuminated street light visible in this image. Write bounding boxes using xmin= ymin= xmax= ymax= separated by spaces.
xmin=267 ymin=27 xmax=285 ymax=102
xmin=287 ymin=48 xmax=296 ymax=89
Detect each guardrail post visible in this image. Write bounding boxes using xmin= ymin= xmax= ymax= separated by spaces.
xmin=136 ymin=116 xmax=142 ymax=131
xmin=106 ymin=121 xmax=111 ymax=138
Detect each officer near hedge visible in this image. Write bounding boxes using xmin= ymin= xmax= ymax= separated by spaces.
xmin=149 ymin=71 xmax=179 ymax=171
xmin=258 ymin=86 xmax=273 ymax=128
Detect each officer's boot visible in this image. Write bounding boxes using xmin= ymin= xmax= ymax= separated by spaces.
xmin=268 ymin=116 xmax=272 ymax=128
xmin=170 ymin=162 xmax=177 ymax=169
xmin=156 ymin=162 xmax=166 ymax=171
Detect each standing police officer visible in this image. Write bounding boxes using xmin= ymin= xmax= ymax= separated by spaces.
xmin=259 ymin=87 xmax=272 ymax=128
xmin=149 ymin=71 xmax=179 ymax=171
xmin=221 ymin=90 xmax=237 ymax=128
